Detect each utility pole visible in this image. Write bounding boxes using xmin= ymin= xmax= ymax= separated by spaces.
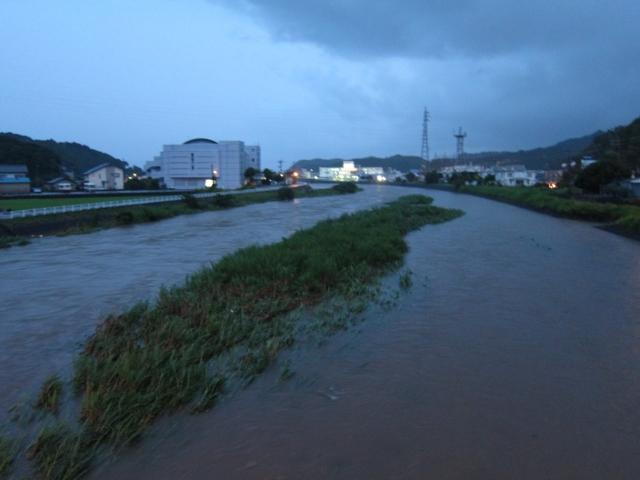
xmin=454 ymin=127 xmax=467 ymax=165
xmin=278 ymin=159 xmax=283 ymax=173
xmin=421 ymin=108 xmax=430 ymax=161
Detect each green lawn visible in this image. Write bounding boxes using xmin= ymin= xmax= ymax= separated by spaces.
xmin=0 ymin=195 xmax=167 ymax=211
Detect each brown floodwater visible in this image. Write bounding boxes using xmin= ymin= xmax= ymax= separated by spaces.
xmin=2 ymin=186 xmax=639 ymax=479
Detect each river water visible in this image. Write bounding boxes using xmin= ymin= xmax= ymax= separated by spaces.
xmin=2 ymin=185 xmax=639 ymax=479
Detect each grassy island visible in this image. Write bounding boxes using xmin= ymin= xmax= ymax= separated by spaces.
xmin=2 ymin=194 xmax=463 ymax=479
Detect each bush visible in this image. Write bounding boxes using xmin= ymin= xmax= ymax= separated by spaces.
xmin=115 ymin=211 xmax=134 ymax=225
xmin=332 ymin=182 xmax=359 ymax=194
xmin=574 ymin=161 xmax=632 ymax=194
xmin=182 ymin=193 xmax=201 ymax=210
xmin=213 ymin=194 xmax=234 ymax=208
xmin=277 ymin=187 xmax=295 ymax=201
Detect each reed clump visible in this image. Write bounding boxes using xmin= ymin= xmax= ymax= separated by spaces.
xmin=35 ymin=374 xmax=64 ymax=414
xmin=0 ymin=432 xmax=16 ymax=478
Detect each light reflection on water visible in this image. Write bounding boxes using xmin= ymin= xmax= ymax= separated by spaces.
xmin=2 ymin=186 xmax=640 ymax=478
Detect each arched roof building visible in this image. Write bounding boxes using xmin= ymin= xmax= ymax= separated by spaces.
xmin=144 ymin=139 xmax=260 ymax=190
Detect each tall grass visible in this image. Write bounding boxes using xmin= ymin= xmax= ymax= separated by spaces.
xmin=0 ymin=432 xmax=16 ymax=478
xmin=22 ymin=194 xmax=463 ymax=477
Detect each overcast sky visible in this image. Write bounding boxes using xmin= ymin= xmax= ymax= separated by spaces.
xmin=1 ymin=0 xmax=639 ymax=170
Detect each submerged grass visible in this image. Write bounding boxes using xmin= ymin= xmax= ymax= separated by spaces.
xmin=458 ymin=185 xmax=640 ymax=234
xmin=0 ymin=236 xmax=30 ymax=249
xmin=35 ymin=374 xmax=64 ymax=414
xmin=24 ymin=194 xmax=463 ymax=477
xmin=0 ymin=432 xmax=17 ymax=478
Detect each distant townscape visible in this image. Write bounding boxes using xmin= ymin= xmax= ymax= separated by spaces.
xmin=1 ymin=115 xmax=639 ymax=197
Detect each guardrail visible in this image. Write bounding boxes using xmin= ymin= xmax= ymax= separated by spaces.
xmin=0 ymin=191 xmax=251 ymax=220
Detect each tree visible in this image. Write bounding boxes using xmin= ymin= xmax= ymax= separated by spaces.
xmin=405 ymin=172 xmax=417 ymax=182
xmin=424 ymin=170 xmax=442 ymax=184
xmin=244 ymin=167 xmax=257 ymax=184
xmin=574 ymin=160 xmax=631 ymax=194
xmin=262 ymin=168 xmax=275 ymax=181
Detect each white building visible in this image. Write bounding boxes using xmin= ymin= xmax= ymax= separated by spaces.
xmin=318 ymin=161 xmax=359 ymax=182
xmin=491 ymin=165 xmax=541 ymax=187
xmin=84 ymin=163 xmax=124 ymax=190
xmin=144 ymin=138 xmax=260 ymax=190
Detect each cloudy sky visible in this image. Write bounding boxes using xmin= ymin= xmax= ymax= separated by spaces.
xmin=1 ymin=0 xmax=639 ymax=170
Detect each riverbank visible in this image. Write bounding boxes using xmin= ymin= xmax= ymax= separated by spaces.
xmin=452 ymin=184 xmax=640 ymax=239
xmin=1 ymin=194 xmax=464 ymax=479
xmin=0 ymin=185 xmax=348 ymax=246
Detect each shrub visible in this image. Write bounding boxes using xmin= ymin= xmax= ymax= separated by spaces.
xmin=115 ymin=211 xmax=134 ymax=225
xmin=277 ymin=187 xmax=295 ymax=201
xmin=182 ymin=193 xmax=201 ymax=210
xmin=213 ymin=194 xmax=234 ymax=208
xmin=332 ymin=182 xmax=359 ymax=194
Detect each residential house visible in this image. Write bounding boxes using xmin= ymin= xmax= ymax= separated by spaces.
xmin=0 ymin=164 xmax=30 ymax=194
xmin=84 ymin=163 xmax=124 ymax=190
xmin=46 ymin=177 xmax=78 ymax=192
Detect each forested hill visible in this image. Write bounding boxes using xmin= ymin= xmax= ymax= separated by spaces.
xmin=461 ymin=132 xmax=601 ymax=169
xmin=580 ymin=116 xmax=640 ymax=170
xmin=292 ymin=132 xmax=601 ymax=172
xmin=0 ymin=135 xmax=62 ymax=185
xmin=0 ymin=132 xmax=126 ymax=179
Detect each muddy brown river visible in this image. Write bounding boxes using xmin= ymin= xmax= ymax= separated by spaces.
xmin=1 ymin=185 xmax=639 ymax=479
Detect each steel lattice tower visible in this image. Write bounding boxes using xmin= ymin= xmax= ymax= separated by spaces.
xmin=421 ymin=107 xmax=430 ymax=161
xmin=454 ymin=127 xmax=467 ymax=165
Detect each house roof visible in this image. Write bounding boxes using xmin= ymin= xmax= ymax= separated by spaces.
xmin=184 ymin=138 xmax=218 ymax=145
xmin=0 ymin=164 xmax=28 ymax=174
xmin=84 ymin=163 xmax=121 ymax=175
xmin=46 ymin=177 xmax=76 ymax=185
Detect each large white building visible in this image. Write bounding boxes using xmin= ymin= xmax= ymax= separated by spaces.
xmin=144 ymin=138 xmax=260 ymax=190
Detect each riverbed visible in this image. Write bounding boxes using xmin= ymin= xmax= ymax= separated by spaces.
xmin=2 ymin=185 xmax=639 ymax=478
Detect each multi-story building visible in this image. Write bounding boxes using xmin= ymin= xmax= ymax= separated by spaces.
xmin=144 ymin=138 xmax=260 ymax=190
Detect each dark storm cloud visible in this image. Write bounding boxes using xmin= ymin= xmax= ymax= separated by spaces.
xmin=214 ymin=0 xmax=639 ymax=60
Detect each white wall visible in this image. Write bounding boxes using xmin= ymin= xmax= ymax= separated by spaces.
xmin=145 ymin=140 xmax=260 ymax=190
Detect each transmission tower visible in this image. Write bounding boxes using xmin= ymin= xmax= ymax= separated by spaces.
xmin=421 ymin=107 xmax=430 ymax=161
xmin=454 ymin=127 xmax=467 ymax=165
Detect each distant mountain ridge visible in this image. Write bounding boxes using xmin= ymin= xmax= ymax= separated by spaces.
xmin=292 ymin=132 xmax=602 ymax=172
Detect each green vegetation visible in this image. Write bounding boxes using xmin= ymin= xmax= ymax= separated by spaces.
xmin=35 ymin=375 xmax=64 ymax=414
xmin=27 ymin=423 xmax=94 ymax=480
xmin=0 ymin=135 xmax=62 ymax=187
xmin=580 ymin=116 xmax=640 ymax=171
xmin=19 ymin=195 xmax=462 ymax=477
xmin=331 ymin=181 xmax=359 ymax=194
xmin=1 ymin=132 xmax=130 ymax=180
xmin=0 ymin=432 xmax=16 ymax=478
xmin=123 ymin=177 xmax=160 ymax=190
xmin=458 ymin=185 xmax=640 ymax=234
xmin=0 ymin=236 xmax=29 ymax=249
xmin=277 ymin=186 xmax=295 ymax=200
xmin=574 ymin=160 xmax=632 ymax=194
